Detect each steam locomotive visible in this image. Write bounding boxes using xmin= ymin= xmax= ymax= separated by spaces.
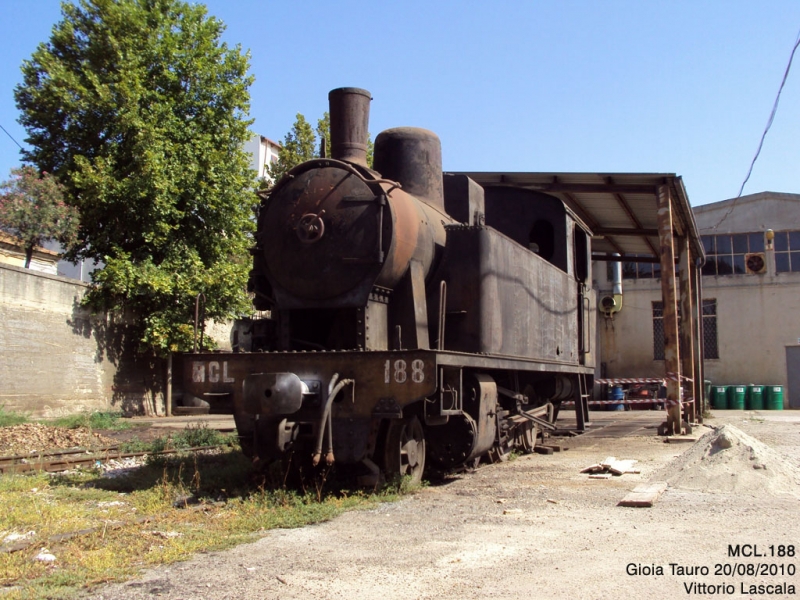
xmin=184 ymin=88 xmax=596 ymax=483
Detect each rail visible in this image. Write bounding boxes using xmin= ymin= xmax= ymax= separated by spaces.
xmin=0 ymin=444 xmax=227 ymax=475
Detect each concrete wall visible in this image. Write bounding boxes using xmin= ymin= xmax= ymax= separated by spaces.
xmin=594 ymin=276 xmax=666 ymax=380
xmin=594 ymin=272 xmax=800 ymax=388
xmin=0 ymin=263 xmax=167 ymax=417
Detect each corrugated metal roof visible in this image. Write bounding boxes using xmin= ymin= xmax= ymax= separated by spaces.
xmin=453 ymin=171 xmax=704 ymax=261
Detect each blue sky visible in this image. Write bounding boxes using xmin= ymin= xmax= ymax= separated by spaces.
xmin=1 ymin=1 xmax=799 ymax=206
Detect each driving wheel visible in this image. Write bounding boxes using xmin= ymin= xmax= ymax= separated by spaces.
xmin=384 ymin=416 xmax=426 ymax=484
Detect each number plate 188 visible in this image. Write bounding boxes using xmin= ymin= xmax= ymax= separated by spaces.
xmin=385 ymin=359 xmax=426 ymax=384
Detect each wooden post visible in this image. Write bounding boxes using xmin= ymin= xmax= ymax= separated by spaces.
xmin=693 ymin=266 xmax=705 ymax=422
xmin=678 ymin=237 xmax=696 ymax=424
xmin=656 ymin=185 xmax=682 ymax=435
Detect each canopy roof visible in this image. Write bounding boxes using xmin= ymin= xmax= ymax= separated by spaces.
xmin=455 ymin=172 xmax=704 ymax=261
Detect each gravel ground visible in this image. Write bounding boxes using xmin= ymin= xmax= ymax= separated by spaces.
xmin=87 ymin=409 xmax=800 ymax=600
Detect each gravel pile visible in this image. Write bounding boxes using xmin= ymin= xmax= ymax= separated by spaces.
xmin=0 ymin=423 xmax=118 ymax=456
xmin=654 ymin=424 xmax=800 ymax=497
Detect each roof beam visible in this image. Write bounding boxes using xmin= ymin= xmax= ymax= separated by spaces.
xmin=594 ymin=227 xmax=659 ymax=237
xmin=499 ymin=181 xmax=659 ymax=195
xmin=607 ymin=176 xmax=660 ymax=256
xmin=592 ymin=254 xmax=666 ymax=263
xmin=558 ymin=181 xmax=627 ymax=256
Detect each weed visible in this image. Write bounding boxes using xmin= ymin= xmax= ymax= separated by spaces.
xmin=0 ymin=445 xmax=412 ymax=598
xmin=48 ymin=411 xmax=131 ymax=431
xmin=118 ymin=438 xmax=153 ymax=453
xmin=0 ymin=405 xmax=29 ymax=427
xmin=173 ymin=422 xmax=233 ymax=448
xmin=381 ymin=473 xmax=427 ymax=496
xmin=144 ymin=424 xmax=235 ymax=459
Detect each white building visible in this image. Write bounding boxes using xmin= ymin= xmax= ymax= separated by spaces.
xmin=244 ymin=134 xmax=282 ymax=182
xmin=0 ymin=233 xmax=60 ymax=274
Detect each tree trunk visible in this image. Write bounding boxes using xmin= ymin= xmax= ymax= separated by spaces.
xmin=24 ymin=246 xmax=33 ymax=268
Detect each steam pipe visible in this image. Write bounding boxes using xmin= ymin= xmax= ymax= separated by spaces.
xmin=324 ymin=411 xmax=334 ymax=466
xmin=438 ymin=280 xmax=447 ymax=351
xmin=611 ymin=253 xmax=623 ymax=296
xmin=312 ymin=374 xmax=354 ymax=466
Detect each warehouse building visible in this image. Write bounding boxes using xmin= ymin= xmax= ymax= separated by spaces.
xmin=594 ymin=191 xmax=800 ymax=409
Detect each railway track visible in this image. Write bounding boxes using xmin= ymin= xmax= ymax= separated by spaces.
xmin=0 ymin=445 xmax=226 ymax=475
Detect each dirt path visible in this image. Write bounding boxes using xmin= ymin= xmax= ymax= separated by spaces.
xmin=88 ymin=410 xmax=800 ymax=600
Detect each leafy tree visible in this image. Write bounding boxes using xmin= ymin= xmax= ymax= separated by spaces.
xmin=267 ymin=111 xmax=372 ymax=183
xmin=0 ymin=166 xmax=79 ymax=268
xmin=14 ymin=0 xmax=256 ymax=355
xmin=266 ymin=113 xmax=317 ymax=183
xmin=316 ymin=111 xmax=330 ymax=157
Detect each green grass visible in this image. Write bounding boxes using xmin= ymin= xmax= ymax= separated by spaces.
xmin=0 ymin=408 xmax=133 ymax=432
xmin=0 ymin=449 xmax=412 ymax=599
xmin=47 ymin=411 xmax=132 ymax=431
xmin=0 ymin=406 xmax=29 ymax=427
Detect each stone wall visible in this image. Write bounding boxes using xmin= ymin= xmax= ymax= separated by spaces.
xmin=0 ymin=263 xmax=167 ymax=417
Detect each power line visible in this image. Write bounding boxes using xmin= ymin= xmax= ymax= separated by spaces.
xmin=736 ymin=30 xmax=800 ymax=199
xmin=713 ymin=28 xmax=800 ymax=230
xmin=0 ymin=123 xmax=24 ymax=150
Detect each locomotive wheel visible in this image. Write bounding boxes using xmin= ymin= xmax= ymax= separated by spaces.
xmin=383 ymin=416 xmax=426 ymax=484
xmin=487 ymin=442 xmax=510 ymax=463
xmin=518 ymin=422 xmax=538 ymax=454
xmin=487 ymin=446 xmax=508 ymax=463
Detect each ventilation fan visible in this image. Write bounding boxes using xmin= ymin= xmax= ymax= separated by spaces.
xmin=745 ymin=253 xmax=766 ymax=274
xmin=599 ymin=294 xmax=622 ymax=316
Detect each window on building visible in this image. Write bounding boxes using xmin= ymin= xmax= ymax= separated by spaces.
xmin=621 ymin=254 xmax=661 ymax=279
xmin=774 ymin=230 xmax=800 ymax=273
xmin=653 ymin=301 xmax=666 ymax=360
xmin=702 ymin=299 xmax=719 ymax=359
xmin=701 ymin=232 xmax=766 ymax=276
xmin=652 ymin=299 xmax=718 ymax=360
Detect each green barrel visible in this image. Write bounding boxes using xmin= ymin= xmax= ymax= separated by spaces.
xmin=766 ymin=385 xmax=784 ymax=410
xmin=727 ymin=385 xmax=746 ymax=410
xmin=746 ymin=385 xmax=765 ymax=410
xmin=712 ymin=385 xmax=728 ymax=409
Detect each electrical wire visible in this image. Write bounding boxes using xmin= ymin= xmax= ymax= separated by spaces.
xmin=737 ymin=31 xmax=800 ymax=198
xmin=714 ymin=29 xmax=800 ymax=229
xmin=0 ymin=124 xmax=24 ymax=150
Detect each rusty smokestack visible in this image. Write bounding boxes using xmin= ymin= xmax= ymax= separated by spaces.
xmin=328 ymin=87 xmax=372 ymax=167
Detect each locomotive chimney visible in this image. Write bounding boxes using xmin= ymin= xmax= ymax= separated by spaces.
xmin=328 ymin=87 xmax=372 ymax=167
xmin=373 ymin=127 xmax=445 ymax=211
